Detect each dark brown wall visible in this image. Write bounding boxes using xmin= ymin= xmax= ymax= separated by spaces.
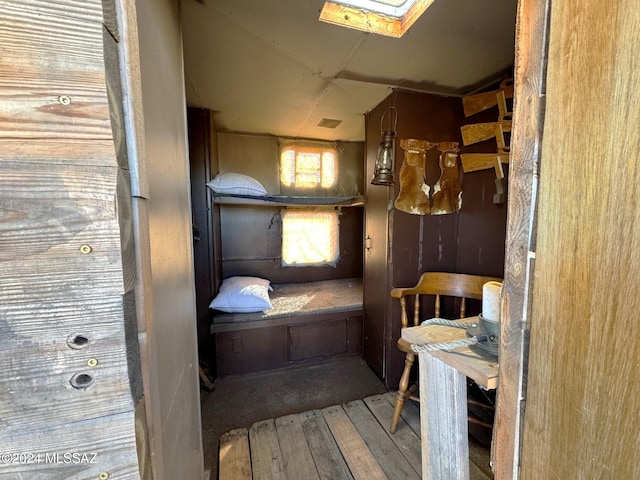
xmin=364 ymin=89 xmax=508 ymax=387
xmin=457 ymin=104 xmax=508 ymax=278
xmin=217 ymin=133 xmax=365 ymax=284
xmin=391 ymin=90 xmax=507 ymax=281
xmin=220 ymin=205 xmax=363 ymax=283
xmin=187 ymin=107 xmax=221 ymax=364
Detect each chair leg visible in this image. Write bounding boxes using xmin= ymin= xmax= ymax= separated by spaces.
xmin=390 ymin=351 xmax=416 ymax=434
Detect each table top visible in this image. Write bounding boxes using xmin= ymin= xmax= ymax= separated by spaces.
xmin=401 ymin=317 xmax=499 ymax=389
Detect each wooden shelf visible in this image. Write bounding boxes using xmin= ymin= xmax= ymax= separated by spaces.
xmin=212 ymin=194 xmax=365 ymax=207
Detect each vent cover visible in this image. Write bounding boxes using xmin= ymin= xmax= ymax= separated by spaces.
xmin=317 ymin=118 xmax=343 ymax=129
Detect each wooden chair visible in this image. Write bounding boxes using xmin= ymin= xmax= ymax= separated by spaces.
xmin=389 ymin=271 xmax=502 ymax=434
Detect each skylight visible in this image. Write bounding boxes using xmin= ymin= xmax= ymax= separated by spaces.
xmin=319 ymin=0 xmax=435 ymax=37
xmin=329 ymin=0 xmax=420 ymax=18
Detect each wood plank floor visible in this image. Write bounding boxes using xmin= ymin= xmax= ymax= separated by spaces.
xmin=218 ymin=392 xmax=493 ymax=480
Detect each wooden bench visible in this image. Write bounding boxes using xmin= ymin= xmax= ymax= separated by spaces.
xmin=211 ymin=278 xmax=363 ymax=377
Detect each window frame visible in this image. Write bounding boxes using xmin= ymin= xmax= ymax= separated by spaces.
xmin=280 ymin=208 xmax=340 ymax=267
xmin=279 ymin=144 xmax=338 ymax=190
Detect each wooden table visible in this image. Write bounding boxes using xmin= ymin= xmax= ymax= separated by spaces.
xmin=401 ymin=317 xmax=499 ymax=480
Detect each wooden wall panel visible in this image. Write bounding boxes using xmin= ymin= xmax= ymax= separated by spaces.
xmin=0 ymin=0 xmax=115 ymax=165
xmin=0 ymin=163 xmax=123 ymax=295
xmin=216 ymin=326 xmax=289 ymax=376
xmin=2 ymin=412 xmax=140 ymax=480
xmin=221 ymin=205 xmax=363 ymax=283
xmin=217 ymin=132 xmax=364 ymax=284
xmin=218 ymin=132 xmax=281 ymax=194
xmin=494 ymin=0 xmax=548 ymax=477
xmin=456 ymin=167 xmax=508 ymax=278
xmin=364 ymin=89 xmax=506 ymax=387
xmin=520 ymin=1 xmax=640 ymax=478
xmin=135 ymin=0 xmax=204 ymax=477
xmin=9 ymin=0 xmax=104 ymax=23
xmin=188 ymin=107 xmax=216 ymax=364
xmin=1 ymin=297 xmax=134 ymax=428
xmin=456 ymin=104 xmax=509 ymax=279
xmin=0 ymin=1 xmax=139 ymax=478
xmin=347 ymin=314 xmax=364 ymax=355
xmin=363 ymin=100 xmax=392 ymax=379
xmin=289 ymin=319 xmax=348 ymax=361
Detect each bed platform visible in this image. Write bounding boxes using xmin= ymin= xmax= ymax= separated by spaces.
xmin=211 ymin=278 xmax=364 ymax=377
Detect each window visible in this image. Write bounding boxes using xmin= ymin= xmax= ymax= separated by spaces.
xmin=279 ymin=141 xmax=340 ymax=267
xmin=282 ymin=209 xmax=339 ymax=266
xmin=318 ymin=0 xmax=435 ymax=38
xmin=280 ymin=145 xmax=337 ymax=189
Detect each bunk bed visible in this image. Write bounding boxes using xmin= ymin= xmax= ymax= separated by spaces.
xmin=210 ymin=277 xmax=363 ymax=377
xmin=204 ymin=172 xmax=365 ymax=377
xmin=211 ymin=193 xmax=364 ymax=207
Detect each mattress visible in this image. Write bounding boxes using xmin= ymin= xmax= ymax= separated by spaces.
xmin=212 ymin=277 xmax=363 ymax=324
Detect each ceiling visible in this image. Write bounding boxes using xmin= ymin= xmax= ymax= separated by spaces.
xmin=181 ymin=0 xmax=517 ymax=142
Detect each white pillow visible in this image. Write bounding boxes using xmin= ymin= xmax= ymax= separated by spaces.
xmin=207 ymin=172 xmax=267 ymax=196
xmin=209 ymin=276 xmax=273 ymax=313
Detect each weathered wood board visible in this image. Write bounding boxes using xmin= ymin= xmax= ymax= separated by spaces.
xmin=364 ymin=394 xmax=422 ymax=475
xmin=0 ymin=412 xmax=139 ymax=480
xmin=0 ymin=162 xmax=123 ymax=295
xmin=219 ymin=428 xmax=252 ymax=480
xmin=0 ymin=0 xmax=116 ymax=165
xmin=343 ymin=399 xmax=420 ymax=480
xmin=0 ymin=0 xmax=139 ymax=478
xmin=275 ymin=414 xmax=320 ymax=480
xmin=402 ymin=319 xmax=499 ymax=389
xmin=249 ymin=419 xmax=286 ymax=480
xmin=493 ymin=0 xmax=549 ymax=475
xmin=383 ymin=391 xmax=422 ymax=438
xmin=299 ymin=409 xmax=354 ymax=480
xmin=221 ymin=395 xmax=494 ymax=480
xmin=520 ymin=1 xmax=640 ymax=479
xmin=0 ymin=296 xmax=134 ymax=430
xmin=420 ymin=354 xmax=470 ymax=480
xmin=321 ymin=405 xmax=388 ymax=480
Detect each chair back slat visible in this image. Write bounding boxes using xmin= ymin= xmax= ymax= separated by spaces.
xmin=391 ymin=272 xmax=502 ymax=327
xmin=389 ymin=271 xmax=502 ymax=435
xmin=413 ymin=295 xmax=421 ymax=326
xmin=400 ymin=297 xmax=408 ymax=329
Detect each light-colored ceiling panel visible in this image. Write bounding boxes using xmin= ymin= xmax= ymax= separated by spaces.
xmin=345 ymin=0 xmax=517 ymax=91
xmin=189 ymin=0 xmax=370 ymax=77
xmin=295 ymin=78 xmax=393 ymax=141
xmin=183 ymin=1 xmax=333 ymax=137
xmin=329 ymin=78 xmax=394 ymax=115
xmin=181 ymin=0 xmax=517 ymax=141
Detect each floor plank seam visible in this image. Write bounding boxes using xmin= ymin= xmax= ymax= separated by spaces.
xmin=218 ymin=392 xmax=493 ymax=480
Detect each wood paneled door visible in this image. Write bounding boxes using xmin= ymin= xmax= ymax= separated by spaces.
xmin=496 ymin=0 xmax=640 ymax=478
